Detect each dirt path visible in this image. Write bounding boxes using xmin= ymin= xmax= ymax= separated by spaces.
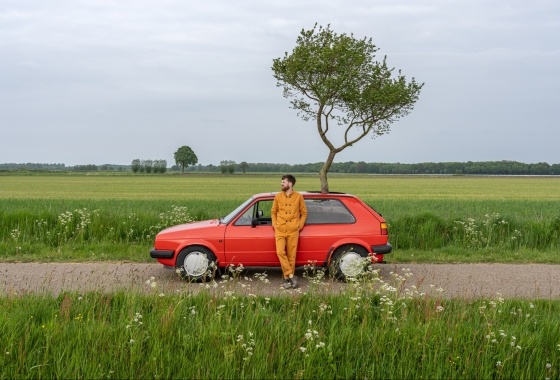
xmin=2 ymin=262 xmax=560 ymax=299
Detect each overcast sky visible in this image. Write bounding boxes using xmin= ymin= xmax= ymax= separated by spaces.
xmin=1 ymin=0 xmax=559 ymax=167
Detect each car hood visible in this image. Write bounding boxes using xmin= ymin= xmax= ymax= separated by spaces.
xmin=156 ymin=219 xmax=221 ymax=238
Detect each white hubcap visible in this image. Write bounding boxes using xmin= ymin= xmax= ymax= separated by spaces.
xmin=183 ymin=252 xmax=209 ymax=277
xmin=339 ymin=252 xmax=364 ymax=277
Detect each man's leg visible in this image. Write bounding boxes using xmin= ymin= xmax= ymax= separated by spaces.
xmin=275 ymin=233 xmax=292 ymax=279
xmin=286 ymin=231 xmax=299 ymax=275
xmin=286 ymin=231 xmax=300 ymax=288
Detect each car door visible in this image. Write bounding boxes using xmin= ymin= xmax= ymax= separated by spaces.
xmin=297 ymin=198 xmax=357 ymax=265
xmin=223 ymin=199 xmax=278 ymax=265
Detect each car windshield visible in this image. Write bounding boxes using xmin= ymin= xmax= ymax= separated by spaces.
xmin=220 ymin=197 xmax=254 ymax=224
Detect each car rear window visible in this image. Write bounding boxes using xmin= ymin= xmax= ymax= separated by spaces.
xmin=305 ymin=199 xmax=355 ymax=224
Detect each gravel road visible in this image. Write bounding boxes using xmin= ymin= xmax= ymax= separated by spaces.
xmin=2 ymin=262 xmax=560 ymax=299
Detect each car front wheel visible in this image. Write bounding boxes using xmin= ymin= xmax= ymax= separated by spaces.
xmin=329 ymin=245 xmax=369 ymax=281
xmin=176 ymin=246 xmax=219 ymax=282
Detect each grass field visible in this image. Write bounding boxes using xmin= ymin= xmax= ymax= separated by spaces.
xmin=2 ymin=269 xmax=560 ymax=379
xmin=2 ymin=173 xmax=560 ymax=379
xmin=1 ymin=173 xmax=560 ymax=263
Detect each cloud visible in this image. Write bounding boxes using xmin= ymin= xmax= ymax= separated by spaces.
xmin=0 ymin=0 xmax=559 ymax=166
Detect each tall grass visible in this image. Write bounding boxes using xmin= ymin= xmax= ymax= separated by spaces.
xmin=2 ymin=174 xmax=560 ymax=379
xmin=1 ymin=267 xmax=559 ymax=379
xmin=1 ymin=174 xmax=560 ymax=262
xmin=392 ymin=212 xmax=560 ymax=250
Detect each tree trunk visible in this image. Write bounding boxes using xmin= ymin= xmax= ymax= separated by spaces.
xmin=319 ymin=150 xmax=337 ymax=193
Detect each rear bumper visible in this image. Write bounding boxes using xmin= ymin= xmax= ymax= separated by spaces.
xmin=372 ymin=243 xmax=392 ymax=254
xmin=150 ymin=248 xmax=175 ymax=259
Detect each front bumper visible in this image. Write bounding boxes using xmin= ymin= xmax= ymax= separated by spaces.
xmin=372 ymin=243 xmax=392 ymax=254
xmin=150 ymin=248 xmax=175 ymax=259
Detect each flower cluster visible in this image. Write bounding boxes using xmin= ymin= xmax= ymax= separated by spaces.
xmin=145 ymin=277 xmax=157 ymax=289
xmin=53 ymin=208 xmax=99 ymax=244
xmin=253 ymin=272 xmax=270 ymax=283
xmin=454 ymin=217 xmax=485 ymax=249
xmin=10 ymin=229 xmax=20 ymax=241
xmin=10 ymin=229 xmax=22 ymax=253
xmin=148 ymin=206 xmax=194 ymax=239
xmin=126 ymin=312 xmax=144 ymax=345
xmin=226 ymin=263 xmax=245 ymax=280
xmin=485 ymin=329 xmax=523 ymax=357
xmin=236 ymin=332 xmax=255 ymax=362
xmin=303 ymin=260 xmax=326 ymax=284
xmin=299 ymin=320 xmax=326 ymax=356
xmin=454 ymin=213 xmax=519 ymax=249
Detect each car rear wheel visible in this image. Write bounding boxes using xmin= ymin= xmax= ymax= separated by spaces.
xmin=329 ymin=245 xmax=369 ymax=281
xmin=176 ymin=246 xmax=219 ymax=282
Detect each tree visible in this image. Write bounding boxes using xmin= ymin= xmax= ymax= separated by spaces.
xmin=239 ymin=161 xmax=249 ymax=173
xmin=153 ymin=159 xmax=167 ymax=173
xmin=131 ymin=159 xmax=141 ymax=173
xmin=272 ymin=24 xmax=423 ymax=193
xmin=220 ymin=160 xmax=236 ymax=174
xmin=143 ymin=159 xmax=153 ymax=173
xmin=174 ymin=146 xmax=198 ymax=173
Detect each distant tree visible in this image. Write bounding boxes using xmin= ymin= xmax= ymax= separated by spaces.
xmin=239 ymin=161 xmax=249 ymax=173
xmin=354 ymin=161 xmax=367 ymax=173
xmin=531 ymin=162 xmax=551 ymax=175
xmin=153 ymin=159 xmax=167 ymax=173
xmin=143 ymin=159 xmax=153 ymax=173
xmin=220 ymin=160 xmax=236 ymax=174
xmin=74 ymin=164 xmax=98 ymax=172
xmin=272 ymin=24 xmax=423 ymax=193
xmin=131 ymin=159 xmax=141 ymax=173
xmin=174 ymin=146 xmax=198 ymax=173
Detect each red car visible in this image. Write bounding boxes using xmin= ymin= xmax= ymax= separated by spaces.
xmin=150 ymin=192 xmax=391 ymax=281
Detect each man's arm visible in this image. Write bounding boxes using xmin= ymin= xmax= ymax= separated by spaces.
xmin=298 ymin=194 xmax=307 ymax=230
xmin=271 ymin=195 xmax=279 ymax=229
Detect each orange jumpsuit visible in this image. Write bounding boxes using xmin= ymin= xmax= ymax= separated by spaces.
xmin=271 ymin=191 xmax=307 ymax=279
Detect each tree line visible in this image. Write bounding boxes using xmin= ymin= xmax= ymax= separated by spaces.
xmin=0 ymin=163 xmax=125 ymax=171
xmin=2 ymin=160 xmax=560 ymax=175
xmin=130 ymin=159 xmax=167 ymax=174
xmin=185 ymin=160 xmax=560 ymax=176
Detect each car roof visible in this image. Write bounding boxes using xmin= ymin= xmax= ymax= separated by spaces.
xmin=252 ymin=191 xmax=355 ymax=199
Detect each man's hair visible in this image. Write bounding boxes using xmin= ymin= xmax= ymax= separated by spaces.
xmin=282 ymin=174 xmax=296 ymax=186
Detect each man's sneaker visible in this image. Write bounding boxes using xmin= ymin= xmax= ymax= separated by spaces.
xmin=282 ymin=279 xmax=292 ymax=289
xmin=290 ymin=275 xmax=299 ymax=289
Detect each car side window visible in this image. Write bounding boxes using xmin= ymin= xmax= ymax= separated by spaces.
xmin=233 ymin=200 xmax=274 ymax=226
xmin=305 ymin=199 xmax=356 ymax=224
xmin=233 ymin=205 xmax=255 ymax=226
xmin=254 ymin=200 xmax=273 ymax=225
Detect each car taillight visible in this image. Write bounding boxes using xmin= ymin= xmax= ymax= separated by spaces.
xmin=380 ymin=222 xmax=388 ymax=235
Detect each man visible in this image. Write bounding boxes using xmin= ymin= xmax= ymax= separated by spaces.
xmin=271 ymin=174 xmax=307 ymax=289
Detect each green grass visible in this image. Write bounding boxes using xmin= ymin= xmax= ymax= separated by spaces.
xmin=1 ymin=269 xmax=559 ymax=379
xmin=2 ymin=174 xmax=560 ymax=379
xmin=1 ymin=173 xmax=560 ymax=263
